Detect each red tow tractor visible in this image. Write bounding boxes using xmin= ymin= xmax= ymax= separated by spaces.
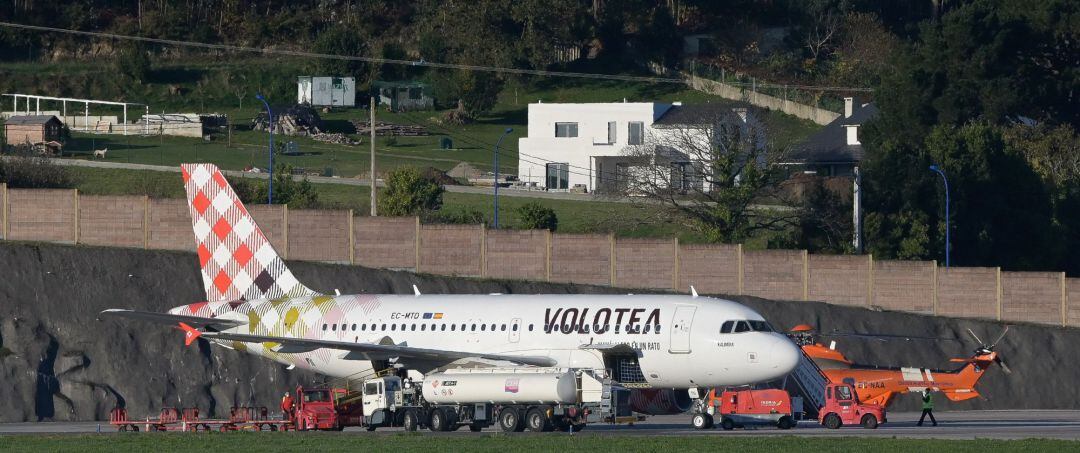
xmin=818 ymin=382 xmax=886 ymax=429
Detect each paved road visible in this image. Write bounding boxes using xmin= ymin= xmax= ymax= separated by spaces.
xmin=2 ymin=411 xmax=1077 ymax=440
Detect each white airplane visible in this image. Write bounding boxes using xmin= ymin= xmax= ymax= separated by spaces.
xmin=101 ymin=164 xmax=799 ymax=413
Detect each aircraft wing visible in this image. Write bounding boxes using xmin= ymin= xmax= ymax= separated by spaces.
xmin=200 ymin=330 xmax=558 ymax=368
xmin=98 ymin=309 xmax=245 ymax=330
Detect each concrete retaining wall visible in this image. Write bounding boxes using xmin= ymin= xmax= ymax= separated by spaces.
xmin=0 ymin=188 xmax=1076 ymax=327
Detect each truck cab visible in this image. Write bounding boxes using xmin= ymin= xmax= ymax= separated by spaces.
xmin=818 ymin=382 xmax=885 ymax=429
xmin=361 ymin=376 xmax=404 ymax=429
xmin=294 ymin=387 xmax=340 ymax=431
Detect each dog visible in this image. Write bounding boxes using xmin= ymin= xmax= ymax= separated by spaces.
xmin=93 ymin=148 xmax=108 ymax=158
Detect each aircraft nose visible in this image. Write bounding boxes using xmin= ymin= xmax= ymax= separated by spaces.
xmin=769 ymin=337 xmax=801 ymax=375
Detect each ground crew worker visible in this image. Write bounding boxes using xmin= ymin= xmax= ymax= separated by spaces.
xmin=281 ymin=392 xmax=295 ymax=421
xmin=917 ymin=389 xmax=937 ymax=426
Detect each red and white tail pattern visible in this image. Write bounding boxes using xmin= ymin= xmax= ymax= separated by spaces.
xmin=181 ymin=163 xmax=320 ymax=302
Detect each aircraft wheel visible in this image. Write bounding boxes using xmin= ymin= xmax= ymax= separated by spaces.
xmin=720 ymin=417 xmax=735 ymax=430
xmin=692 ymin=413 xmax=714 ymax=430
xmin=403 ymin=410 xmax=419 ymax=432
xmin=526 ymin=408 xmax=552 ymax=432
xmin=469 ymin=423 xmax=483 ymax=432
xmin=823 ymin=413 xmax=842 ymax=429
xmin=860 ymin=414 xmax=878 ymax=429
xmin=498 ymin=407 xmax=522 ymax=433
xmin=777 ymin=415 xmax=795 ymax=430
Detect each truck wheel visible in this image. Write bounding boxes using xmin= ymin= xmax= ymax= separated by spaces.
xmin=823 ymin=413 xmax=842 ymax=429
xmin=777 ymin=415 xmax=794 ymax=430
xmin=720 ymin=417 xmax=735 ymax=431
xmin=429 ymin=409 xmax=450 ymax=432
xmin=860 ymin=414 xmax=878 ymax=429
xmin=692 ymin=413 xmax=714 ymax=430
xmin=403 ymin=410 xmax=419 ymax=432
xmin=366 ymin=424 xmax=377 ymax=431
xmin=499 ymin=407 xmax=522 ymax=433
xmin=469 ymin=424 xmax=483 ymax=432
xmin=526 ymin=408 xmax=552 ymax=432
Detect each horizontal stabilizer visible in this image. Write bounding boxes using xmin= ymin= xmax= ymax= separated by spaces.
xmin=200 ymin=331 xmax=557 ymax=368
xmin=943 ymin=389 xmax=981 ymax=402
xmin=98 ymin=309 xmax=245 ymax=330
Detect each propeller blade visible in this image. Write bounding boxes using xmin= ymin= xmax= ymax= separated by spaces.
xmin=825 ymin=331 xmax=960 ymax=342
xmin=989 ymin=326 xmax=1010 ymax=349
xmin=966 ymin=328 xmax=985 ymax=346
xmin=995 ymin=356 xmax=1012 ymax=375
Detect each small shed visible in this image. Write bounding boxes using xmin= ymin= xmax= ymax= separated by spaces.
xmin=5 ymin=115 xmax=64 ymax=146
xmin=297 ymin=76 xmax=356 ymax=107
xmin=374 ymin=81 xmax=434 ymax=112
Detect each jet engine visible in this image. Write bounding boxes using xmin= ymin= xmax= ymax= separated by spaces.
xmin=628 ymin=388 xmax=693 ymax=415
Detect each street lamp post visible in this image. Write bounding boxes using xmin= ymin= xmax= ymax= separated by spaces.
xmin=255 ymin=93 xmax=274 ymax=204
xmin=493 ymin=128 xmax=513 ymax=229
xmin=929 ymin=165 xmax=950 ymax=267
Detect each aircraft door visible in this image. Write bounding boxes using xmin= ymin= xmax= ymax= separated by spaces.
xmin=509 ymin=318 xmax=521 ymax=343
xmin=669 ymin=305 xmax=696 ymax=354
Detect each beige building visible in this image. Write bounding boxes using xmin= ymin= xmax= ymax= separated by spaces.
xmin=4 ymin=115 xmax=63 ymax=146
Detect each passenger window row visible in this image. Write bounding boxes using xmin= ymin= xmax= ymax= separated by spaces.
xmin=321 ymin=322 xmax=533 ymax=333
xmin=720 ymin=320 xmax=774 ymax=334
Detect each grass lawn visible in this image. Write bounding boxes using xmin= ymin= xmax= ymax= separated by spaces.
xmin=37 ymin=58 xmax=819 ymax=179
xmin=0 ymin=433 xmax=1072 ymax=453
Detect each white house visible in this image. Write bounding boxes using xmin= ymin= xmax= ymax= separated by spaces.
xmin=297 ymin=76 xmax=356 ymax=107
xmin=517 ymin=101 xmax=762 ymax=193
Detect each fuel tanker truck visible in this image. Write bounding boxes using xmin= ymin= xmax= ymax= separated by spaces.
xmin=359 ymin=368 xmax=613 ymax=432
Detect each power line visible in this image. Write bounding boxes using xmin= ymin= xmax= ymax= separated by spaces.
xmin=0 ymin=21 xmax=873 ymax=93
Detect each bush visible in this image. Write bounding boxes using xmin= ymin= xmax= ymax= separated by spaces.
xmin=515 ymin=201 xmax=558 ymax=231
xmin=423 ymin=206 xmax=487 ymax=225
xmin=227 ymin=164 xmax=319 ymax=208
xmin=378 ymin=166 xmax=444 ymax=216
xmin=0 ymin=155 xmax=75 ymax=189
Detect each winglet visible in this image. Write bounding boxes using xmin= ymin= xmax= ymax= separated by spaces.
xmin=413 ymin=285 xmax=421 ymax=296
xmin=178 ymin=322 xmax=202 ymax=346
xmin=690 ymin=286 xmax=698 ymax=298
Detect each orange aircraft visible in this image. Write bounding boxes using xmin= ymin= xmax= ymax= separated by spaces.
xmin=789 ymin=324 xmax=1009 ymax=407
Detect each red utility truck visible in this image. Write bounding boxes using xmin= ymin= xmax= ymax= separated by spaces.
xmin=692 ymin=388 xmax=796 ymax=430
xmin=818 ymin=382 xmax=886 ymax=429
xmin=288 ymin=386 xmax=365 ymax=431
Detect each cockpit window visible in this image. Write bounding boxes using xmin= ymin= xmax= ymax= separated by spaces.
xmin=748 ymin=321 xmax=773 ymax=332
xmin=734 ymin=321 xmax=751 ymax=333
xmin=720 ymin=321 xmax=734 ymax=333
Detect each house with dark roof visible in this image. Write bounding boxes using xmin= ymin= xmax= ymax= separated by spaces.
xmin=4 ymin=115 xmax=64 ymax=147
xmin=517 ymin=101 xmax=763 ymax=193
xmin=781 ymin=98 xmax=878 ymax=177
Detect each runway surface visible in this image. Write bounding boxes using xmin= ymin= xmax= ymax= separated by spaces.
xmin=2 ymin=410 xmax=1078 ymax=440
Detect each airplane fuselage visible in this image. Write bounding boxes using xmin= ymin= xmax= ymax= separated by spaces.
xmin=172 ymin=293 xmax=800 ymax=388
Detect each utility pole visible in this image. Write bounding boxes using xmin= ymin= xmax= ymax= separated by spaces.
xmin=852 ymin=166 xmax=863 ymax=253
xmin=370 ymin=96 xmax=377 ymax=216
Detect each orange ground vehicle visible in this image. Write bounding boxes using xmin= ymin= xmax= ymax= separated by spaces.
xmin=692 ymin=388 xmax=795 ymax=430
xmin=818 ymin=382 xmax=885 ymax=429
xmin=790 ymin=324 xmax=1008 ymax=407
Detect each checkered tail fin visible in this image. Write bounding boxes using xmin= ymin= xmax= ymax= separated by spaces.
xmin=180 ymin=163 xmax=321 ymax=302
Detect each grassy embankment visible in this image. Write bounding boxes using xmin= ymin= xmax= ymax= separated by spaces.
xmin=7 ymin=58 xmax=819 ymax=244
xmin=0 ymin=433 xmax=1072 ymax=453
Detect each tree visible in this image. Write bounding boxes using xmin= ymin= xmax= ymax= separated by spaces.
xmin=115 ymin=43 xmax=150 ymax=83
xmin=620 ymin=107 xmax=795 ymax=243
xmin=312 ymin=23 xmax=369 ymax=81
xmin=864 ymin=122 xmax=1057 ymax=269
xmin=378 ymin=166 xmax=444 ymax=216
xmin=516 ymin=202 xmax=558 ymax=231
